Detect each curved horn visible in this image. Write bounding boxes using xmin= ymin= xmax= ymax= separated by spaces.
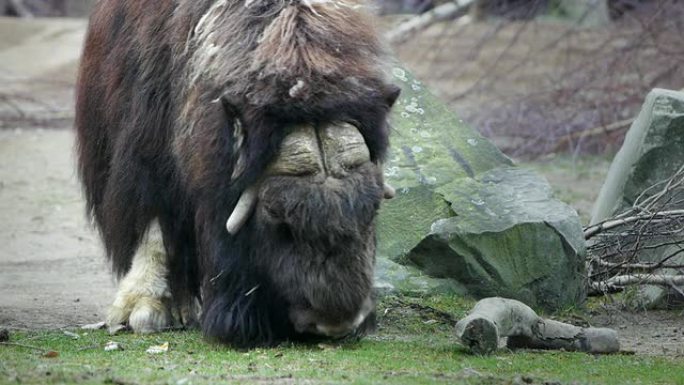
xmin=383 ymin=183 xmax=396 ymax=199
xmin=226 ymin=183 xmax=259 ymax=235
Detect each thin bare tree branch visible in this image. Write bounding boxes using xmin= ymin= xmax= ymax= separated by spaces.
xmin=386 ymin=0 xmax=475 ymax=44
xmin=586 ymin=160 xmax=684 ymax=298
xmin=590 ymin=274 xmax=684 ymax=295
xmin=584 ymin=210 xmax=684 ymax=240
xmin=7 ymin=0 xmax=34 ymax=17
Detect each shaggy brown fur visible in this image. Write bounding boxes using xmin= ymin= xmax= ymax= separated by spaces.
xmin=76 ymin=0 xmax=399 ymax=347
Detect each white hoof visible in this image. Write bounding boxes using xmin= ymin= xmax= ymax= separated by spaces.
xmin=107 ymin=293 xmax=173 ymax=334
xmin=106 ymin=221 xmax=173 ymax=334
xmin=129 ymin=297 xmax=172 ymax=334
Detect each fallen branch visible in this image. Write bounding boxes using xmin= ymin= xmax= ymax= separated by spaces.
xmin=553 ymin=118 xmax=633 ymax=153
xmin=584 ymin=210 xmax=684 ymax=240
xmin=589 ymin=274 xmax=684 ymax=295
xmin=454 ymin=297 xmax=619 ymax=355
xmin=385 ymin=0 xmax=475 ymax=44
xmin=631 ymin=165 xmax=684 ymax=215
xmin=586 ymin=163 xmax=684 ymax=299
xmin=0 ymin=342 xmax=48 ymax=353
xmin=592 ymin=248 xmax=684 ymax=272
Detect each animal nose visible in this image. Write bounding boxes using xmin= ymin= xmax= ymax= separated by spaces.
xmin=315 ymin=323 xmax=356 ymax=339
xmin=291 ymin=313 xmax=364 ymax=338
xmin=289 ymin=297 xmax=374 ymax=338
xmin=314 ymin=312 xmax=369 ymax=338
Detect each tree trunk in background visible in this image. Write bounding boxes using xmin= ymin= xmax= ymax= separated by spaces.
xmin=559 ymin=0 xmax=610 ymax=26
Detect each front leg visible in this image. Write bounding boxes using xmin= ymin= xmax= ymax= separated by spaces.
xmin=107 ymin=221 xmax=173 ymax=334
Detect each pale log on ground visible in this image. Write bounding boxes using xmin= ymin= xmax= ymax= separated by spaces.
xmin=455 ymin=297 xmax=620 ymax=355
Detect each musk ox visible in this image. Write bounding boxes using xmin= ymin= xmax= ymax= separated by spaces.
xmin=75 ymin=0 xmax=400 ymax=347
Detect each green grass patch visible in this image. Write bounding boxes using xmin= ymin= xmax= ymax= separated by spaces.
xmin=1 ymin=294 xmax=682 ymax=385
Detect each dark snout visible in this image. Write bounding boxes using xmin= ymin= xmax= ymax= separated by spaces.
xmin=289 ymin=296 xmax=376 ymax=338
xmin=249 ymin=123 xmax=386 ymax=339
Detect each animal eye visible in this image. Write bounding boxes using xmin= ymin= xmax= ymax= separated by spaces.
xmin=276 ymin=224 xmax=294 ymax=242
xmin=384 ymin=85 xmax=401 ymax=108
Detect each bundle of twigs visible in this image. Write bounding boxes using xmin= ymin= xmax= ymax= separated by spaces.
xmin=585 ymin=164 xmax=684 ymax=297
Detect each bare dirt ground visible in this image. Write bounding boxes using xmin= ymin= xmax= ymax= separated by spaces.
xmin=0 ymin=128 xmax=114 ymax=330
xmin=590 ymin=308 xmax=684 ymax=356
xmin=0 ymin=17 xmax=115 ymax=330
xmin=0 ymin=16 xmax=682 ymax=356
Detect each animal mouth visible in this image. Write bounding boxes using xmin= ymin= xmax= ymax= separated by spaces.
xmin=225 ymin=122 xmax=394 ymax=235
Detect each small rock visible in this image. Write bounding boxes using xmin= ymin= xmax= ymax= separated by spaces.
xmin=0 ymin=329 xmax=9 ymax=342
xmin=104 ymin=341 xmax=122 ymax=352
xmin=63 ymin=331 xmax=80 ymax=339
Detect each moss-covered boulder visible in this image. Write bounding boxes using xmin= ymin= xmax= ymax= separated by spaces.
xmin=375 ymin=68 xmax=586 ymax=310
xmin=590 ymin=88 xmax=684 ymax=309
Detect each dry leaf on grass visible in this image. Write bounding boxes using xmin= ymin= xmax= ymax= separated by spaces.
xmin=43 ymin=351 xmax=59 ymax=358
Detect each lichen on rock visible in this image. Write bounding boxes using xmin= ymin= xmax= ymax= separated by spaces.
xmin=375 ymin=67 xmax=586 ymax=311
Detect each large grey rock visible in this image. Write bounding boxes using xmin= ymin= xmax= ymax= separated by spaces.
xmin=375 ymin=68 xmax=586 ymax=310
xmin=591 ymin=88 xmax=684 ymax=309
xmin=591 ymin=89 xmax=684 ymax=223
